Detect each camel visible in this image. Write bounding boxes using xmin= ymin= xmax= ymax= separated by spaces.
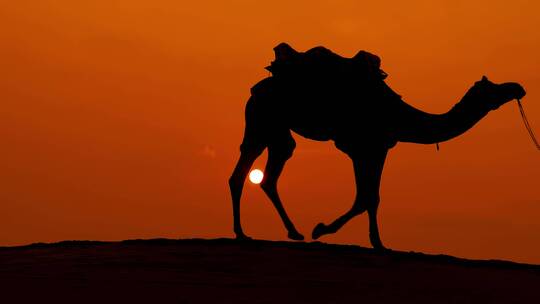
xmin=228 ymin=44 xmax=526 ymax=250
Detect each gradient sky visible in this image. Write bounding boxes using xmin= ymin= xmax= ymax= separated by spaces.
xmin=1 ymin=1 xmax=539 ymax=263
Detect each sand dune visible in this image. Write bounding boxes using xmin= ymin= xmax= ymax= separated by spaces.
xmin=1 ymin=238 xmax=538 ymax=303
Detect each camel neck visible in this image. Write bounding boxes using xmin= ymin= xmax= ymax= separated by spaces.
xmin=396 ymin=97 xmax=491 ymax=144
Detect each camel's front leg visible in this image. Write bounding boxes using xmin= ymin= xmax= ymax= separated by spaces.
xmin=261 ymin=133 xmax=304 ymax=241
xmin=368 ymin=200 xmax=385 ymax=250
xmin=312 ymin=148 xmax=388 ymax=250
xmin=229 ymin=150 xmax=261 ymax=240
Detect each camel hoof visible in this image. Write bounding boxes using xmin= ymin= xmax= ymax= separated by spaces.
xmin=311 ymin=223 xmax=327 ymax=240
xmin=288 ymin=231 xmax=305 ymax=241
xmin=235 ymin=233 xmax=253 ymax=241
xmin=372 ymin=245 xmax=391 ymax=253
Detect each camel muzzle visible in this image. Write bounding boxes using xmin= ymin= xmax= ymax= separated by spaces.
xmin=514 ymin=84 xmax=526 ymax=100
xmin=497 ymin=82 xmax=526 ymax=101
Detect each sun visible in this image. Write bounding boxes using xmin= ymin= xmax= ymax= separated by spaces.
xmin=249 ymin=169 xmax=264 ymax=184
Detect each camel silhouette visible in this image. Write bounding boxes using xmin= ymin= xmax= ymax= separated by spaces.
xmin=228 ymin=44 xmax=526 ymax=250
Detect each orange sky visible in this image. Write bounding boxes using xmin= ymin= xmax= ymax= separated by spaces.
xmin=1 ymin=1 xmax=539 ymax=263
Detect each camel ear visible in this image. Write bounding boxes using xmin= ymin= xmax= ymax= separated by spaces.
xmin=481 ymin=75 xmax=489 ymax=82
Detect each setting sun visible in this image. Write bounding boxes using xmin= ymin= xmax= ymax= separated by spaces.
xmin=249 ymin=169 xmax=264 ymax=184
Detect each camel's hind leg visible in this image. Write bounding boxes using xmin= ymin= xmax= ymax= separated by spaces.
xmin=312 ymin=148 xmax=388 ymax=250
xmin=261 ymin=131 xmax=304 ymax=241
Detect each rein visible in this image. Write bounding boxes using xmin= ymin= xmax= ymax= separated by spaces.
xmin=517 ymin=99 xmax=540 ymax=150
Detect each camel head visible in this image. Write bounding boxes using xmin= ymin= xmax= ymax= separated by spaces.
xmin=465 ymin=76 xmax=526 ymax=111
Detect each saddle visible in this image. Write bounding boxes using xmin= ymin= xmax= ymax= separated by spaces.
xmin=265 ymin=42 xmax=387 ymax=81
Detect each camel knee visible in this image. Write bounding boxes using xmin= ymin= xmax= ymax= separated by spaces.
xmin=370 ymin=196 xmax=380 ymax=210
xmin=228 ymin=167 xmax=251 ymax=194
xmin=350 ymin=204 xmax=366 ymax=216
xmin=228 ymin=176 xmax=243 ymax=198
xmin=259 ymin=177 xmax=276 ymax=193
xmin=351 ymin=194 xmax=379 ymax=215
xmin=362 ymin=192 xmax=380 ymax=207
xmin=228 ymin=175 xmax=240 ymax=189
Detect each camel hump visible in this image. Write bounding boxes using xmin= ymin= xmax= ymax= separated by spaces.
xmin=265 ymin=43 xmax=387 ymax=80
xmin=353 ymin=50 xmax=385 ymax=77
xmin=273 ymin=42 xmax=300 ymax=61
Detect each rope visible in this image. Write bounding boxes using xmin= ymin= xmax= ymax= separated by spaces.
xmin=517 ymin=99 xmax=540 ymax=150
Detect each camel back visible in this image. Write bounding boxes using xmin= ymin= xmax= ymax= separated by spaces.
xmin=265 ymin=43 xmax=387 ymax=82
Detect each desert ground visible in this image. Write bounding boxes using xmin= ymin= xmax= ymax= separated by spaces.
xmin=1 ymin=238 xmax=538 ymax=303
